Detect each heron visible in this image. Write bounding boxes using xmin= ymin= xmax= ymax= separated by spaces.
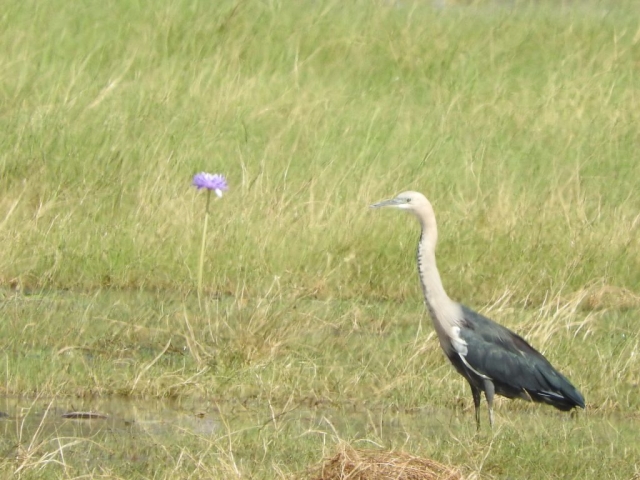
xmin=371 ymin=191 xmax=585 ymax=428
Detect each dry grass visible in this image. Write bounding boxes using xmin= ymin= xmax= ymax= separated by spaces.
xmin=309 ymin=444 xmax=463 ymax=480
xmin=577 ymin=284 xmax=640 ymax=311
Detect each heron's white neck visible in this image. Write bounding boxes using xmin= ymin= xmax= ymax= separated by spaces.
xmin=415 ymin=210 xmax=461 ymax=352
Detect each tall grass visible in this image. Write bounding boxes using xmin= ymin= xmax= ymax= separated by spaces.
xmin=1 ymin=0 xmax=638 ymax=306
xmin=1 ymin=0 xmax=639 ymax=477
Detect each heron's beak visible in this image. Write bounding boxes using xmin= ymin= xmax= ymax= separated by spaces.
xmin=370 ymin=197 xmax=404 ymax=209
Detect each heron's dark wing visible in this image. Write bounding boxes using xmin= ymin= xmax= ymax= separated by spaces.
xmin=457 ymin=305 xmax=585 ymax=410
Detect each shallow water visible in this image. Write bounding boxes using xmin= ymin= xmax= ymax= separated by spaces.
xmin=1 ymin=393 xmax=622 ymax=443
xmin=1 ymin=394 xmax=639 ymax=478
xmin=0 ymin=396 xmax=221 ymax=440
xmin=0 ymin=395 xmax=458 ymax=441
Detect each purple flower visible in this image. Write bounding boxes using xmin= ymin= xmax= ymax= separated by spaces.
xmin=192 ymin=172 xmax=228 ymax=197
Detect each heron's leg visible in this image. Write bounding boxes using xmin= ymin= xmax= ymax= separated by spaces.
xmin=470 ymin=383 xmax=482 ymax=430
xmin=483 ymin=380 xmax=495 ymax=428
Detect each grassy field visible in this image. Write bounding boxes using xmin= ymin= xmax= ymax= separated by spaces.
xmin=1 ymin=0 xmax=639 ymax=478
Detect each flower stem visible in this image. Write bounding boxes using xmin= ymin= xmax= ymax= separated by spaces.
xmin=197 ymin=189 xmax=211 ymax=308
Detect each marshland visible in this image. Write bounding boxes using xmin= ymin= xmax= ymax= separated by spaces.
xmin=1 ymin=0 xmax=639 ymax=478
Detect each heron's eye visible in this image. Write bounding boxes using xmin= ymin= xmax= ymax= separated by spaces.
xmin=406 ymin=198 xmax=411 ymax=203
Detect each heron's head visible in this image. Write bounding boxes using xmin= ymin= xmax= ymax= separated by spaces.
xmin=371 ymin=190 xmax=437 ymax=238
xmin=370 ymin=191 xmax=431 ymax=212
xmin=370 ymin=191 xmax=435 ymax=228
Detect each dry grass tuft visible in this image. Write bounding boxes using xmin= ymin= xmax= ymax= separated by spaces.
xmin=310 ymin=443 xmax=462 ymax=480
xmin=578 ymin=285 xmax=640 ymax=310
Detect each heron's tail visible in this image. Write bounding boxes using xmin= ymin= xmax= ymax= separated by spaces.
xmin=529 ymin=364 xmax=585 ymax=411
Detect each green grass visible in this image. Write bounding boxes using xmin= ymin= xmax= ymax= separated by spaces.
xmin=1 ymin=0 xmax=639 ymax=478
xmin=1 ymin=290 xmax=639 ymax=478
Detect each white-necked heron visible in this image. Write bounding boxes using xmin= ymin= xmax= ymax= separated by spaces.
xmin=371 ymin=191 xmax=585 ymax=428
